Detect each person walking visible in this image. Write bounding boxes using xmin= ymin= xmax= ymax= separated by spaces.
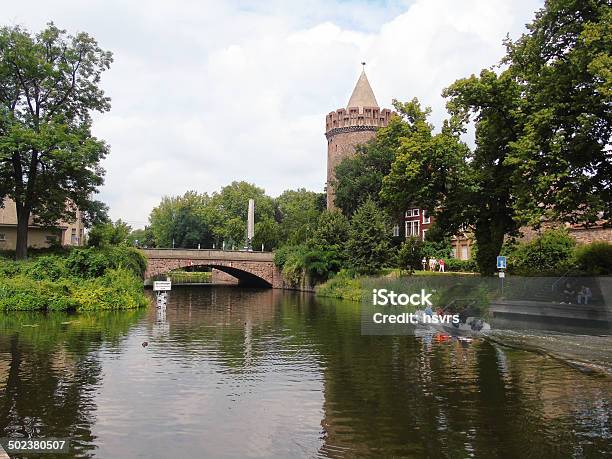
xmin=439 ymin=259 xmax=445 ymax=273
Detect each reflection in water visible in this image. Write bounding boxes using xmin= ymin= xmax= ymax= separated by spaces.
xmin=0 ymin=287 xmax=610 ymax=458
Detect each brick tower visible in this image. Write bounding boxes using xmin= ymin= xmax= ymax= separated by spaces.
xmin=325 ymin=68 xmax=393 ymax=209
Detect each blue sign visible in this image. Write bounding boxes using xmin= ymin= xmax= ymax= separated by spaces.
xmin=497 ymin=256 xmax=507 ymax=269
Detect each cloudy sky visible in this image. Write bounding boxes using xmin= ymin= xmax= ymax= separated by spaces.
xmin=4 ymin=0 xmax=542 ymax=227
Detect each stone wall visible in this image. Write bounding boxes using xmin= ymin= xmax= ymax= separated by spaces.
xmin=520 ymin=224 xmax=612 ymax=245
xmin=326 ymin=127 xmax=377 ymax=209
xmin=324 ymin=107 xmax=394 ymax=210
xmin=211 ymin=268 xmax=238 ymax=284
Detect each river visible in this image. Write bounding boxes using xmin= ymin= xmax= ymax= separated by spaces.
xmin=0 ymin=286 xmax=610 ymax=458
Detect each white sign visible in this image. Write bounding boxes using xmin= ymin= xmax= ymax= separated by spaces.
xmin=498 ymin=272 xmax=505 ymax=278
xmin=153 ymin=281 xmax=172 ymax=291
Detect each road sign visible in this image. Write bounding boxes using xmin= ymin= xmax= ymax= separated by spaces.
xmin=498 ymin=271 xmax=505 ymax=278
xmin=496 ymin=256 xmax=507 ymax=269
xmin=153 ymin=281 xmax=172 ymax=291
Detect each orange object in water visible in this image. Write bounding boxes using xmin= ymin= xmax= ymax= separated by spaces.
xmin=435 ymin=334 xmax=451 ymax=343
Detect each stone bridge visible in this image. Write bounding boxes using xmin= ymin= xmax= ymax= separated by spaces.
xmin=141 ymin=248 xmax=284 ymax=288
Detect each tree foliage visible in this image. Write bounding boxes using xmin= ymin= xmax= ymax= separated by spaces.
xmin=0 ymin=23 xmax=112 ymax=259
xmin=332 ymin=106 xmax=417 ymax=217
xmin=275 ymin=188 xmax=325 ymax=245
xmin=505 ymin=0 xmax=611 ymax=225
xmin=87 ymin=219 xmax=131 ymax=247
xmin=345 ymin=198 xmax=392 ymax=274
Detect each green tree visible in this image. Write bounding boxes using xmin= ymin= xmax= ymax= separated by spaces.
xmin=253 ymin=218 xmax=280 ymax=251
xmin=312 ymin=210 xmax=350 ymax=248
xmin=505 ymin=0 xmax=612 ymax=226
xmin=382 ymin=75 xmax=520 ymax=275
xmin=210 ymin=181 xmax=275 ymax=248
xmin=397 ymin=237 xmax=424 ymax=273
xmin=127 ymin=227 xmax=155 ymax=247
xmin=333 ymin=100 xmax=425 ymax=217
xmin=510 ymin=228 xmax=577 ymax=275
xmin=275 ymin=188 xmax=325 ymax=245
xmin=0 ymin=23 xmax=113 ymax=259
xmin=345 ymin=198 xmax=392 ymax=274
xmin=87 ymin=219 xmax=131 ymax=247
xmin=148 ymin=191 xmax=213 ymax=248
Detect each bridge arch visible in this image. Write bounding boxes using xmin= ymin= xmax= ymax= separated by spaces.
xmin=141 ymin=249 xmax=283 ymax=288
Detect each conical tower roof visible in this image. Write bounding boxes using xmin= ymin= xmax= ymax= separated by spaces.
xmin=346 ymin=70 xmax=379 ymax=109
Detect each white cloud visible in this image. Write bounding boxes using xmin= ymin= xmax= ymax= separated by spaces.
xmin=3 ymin=0 xmax=542 ymax=227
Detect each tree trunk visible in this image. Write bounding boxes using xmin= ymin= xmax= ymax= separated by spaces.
xmin=15 ymin=205 xmax=30 ymax=260
xmin=475 ymin=220 xmax=505 ymax=276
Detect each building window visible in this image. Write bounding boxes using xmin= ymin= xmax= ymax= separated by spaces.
xmin=422 ymin=229 xmax=428 ymax=241
xmin=405 ymin=209 xmax=412 ymax=217
xmin=71 ymin=228 xmax=78 ymax=245
xmin=412 ymin=208 xmax=420 ymax=216
xmin=0 ymin=233 xmax=5 ymax=241
xmin=392 ymin=224 xmax=400 ymax=237
xmin=461 ymin=245 xmax=469 ymax=260
xmin=423 ymin=209 xmax=430 ymax=224
xmin=405 ymin=220 xmax=420 ymax=238
xmin=46 ymin=235 xmax=58 ymax=243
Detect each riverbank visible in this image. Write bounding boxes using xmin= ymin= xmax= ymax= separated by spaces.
xmin=316 ymin=270 xmax=484 ymax=302
xmin=0 ymin=247 xmax=148 ymax=311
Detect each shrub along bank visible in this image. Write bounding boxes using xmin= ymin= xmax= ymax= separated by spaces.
xmin=0 ymin=247 xmax=148 ymax=311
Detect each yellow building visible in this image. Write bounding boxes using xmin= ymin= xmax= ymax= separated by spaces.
xmin=0 ymin=198 xmax=85 ymax=250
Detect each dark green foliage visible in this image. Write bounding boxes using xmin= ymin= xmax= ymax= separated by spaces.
xmin=505 ymin=0 xmax=612 ymax=225
xmin=445 ymin=258 xmax=478 ymax=273
xmin=276 ymin=244 xmax=344 ymax=287
xmin=149 ymin=191 xmax=215 ymax=249
xmin=315 ymin=270 xmax=362 ymax=301
xmin=127 ymin=227 xmax=156 ymax=247
xmin=0 ymin=246 xmax=148 ymax=311
xmin=275 ymin=188 xmax=325 ymax=245
xmin=23 ymin=255 xmax=69 ymax=280
xmin=88 ymin=219 xmax=131 ymax=247
xmin=509 ymin=229 xmax=576 ymax=275
xmin=397 ymin=237 xmax=423 ymax=272
xmin=65 ymin=246 xmax=147 ymax=278
xmin=0 ymin=275 xmax=77 ymax=311
xmin=312 ymin=210 xmax=350 ymax=247
xmin=345 ymin=198 xmax=392 ymax=274
xmin=421 ymin=229 xmax=453 ymax=260
xmin=0 ymin=23 xmax=113 ymax=259
xmin=333 ymin=111 xmax=414 ymax=216
xmin=573 ymin=241 xmax=612 ymax=275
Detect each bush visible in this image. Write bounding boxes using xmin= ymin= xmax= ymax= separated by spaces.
xmin=510 ymin=228 xmax=576 ymax=275
xmin=397 ymin=238 xmax=423 ymax=272
xmin=345 ymin=198 xmax=392 ymax=274
xmin=0 ymin=258 xmax=20 ymax=277
xmin=0 ymin=268 xmax=148 ymax=311
xmin=66 ymin=246 xmax=147 ymax=278
xmin=573 ymin=241 xmax=612 ymax=275
xmin=72 ymin=268 xmax=149 ymax=310
xmin=0 ymin=275 xmax=77 ymax=311
xmin=0 ymin=249 xmax=148 ymax=312
xmin=445 ymin=258 xmax=478 ymax=272
xmin=23 ymin=255 xmax=69 ymax=280
xmin=315 ymin=270 xmax=363 ymax=301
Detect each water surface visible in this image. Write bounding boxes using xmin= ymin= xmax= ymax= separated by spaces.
xmin=0 ymin=286 xmax=610 ymax=458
